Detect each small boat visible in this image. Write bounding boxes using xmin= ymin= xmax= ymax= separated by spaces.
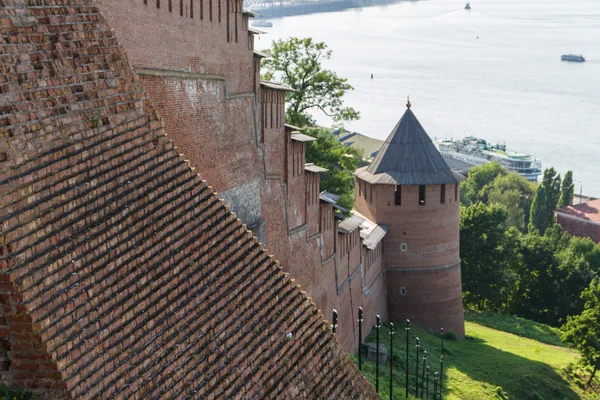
xmin=561 ymin=54 xmax=585 ymax=62
xmin=464 ymin=2 xmax=471 ymax=10
xmin=251 ymin=20 xmax=273 ymax=28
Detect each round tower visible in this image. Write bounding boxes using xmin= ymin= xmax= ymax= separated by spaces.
xmin=354 ymin=100 xmax=465 ymax=338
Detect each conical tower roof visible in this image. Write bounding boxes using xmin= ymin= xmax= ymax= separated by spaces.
xmin=355 ymin=102 xmax=465 ymax=185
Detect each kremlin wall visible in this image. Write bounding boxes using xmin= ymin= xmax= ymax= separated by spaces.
xmin=0 ymin=0 xmax=463 ymax=397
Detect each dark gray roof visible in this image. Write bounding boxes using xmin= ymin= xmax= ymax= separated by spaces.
xmin=320 ymin=191 xmax=348 ymax=213
xmin=358 ymin=108 xmax=464 ymax=185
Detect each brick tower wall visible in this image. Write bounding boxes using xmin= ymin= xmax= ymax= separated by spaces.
xmin=355 ymin=180 xmax=465 ymax=338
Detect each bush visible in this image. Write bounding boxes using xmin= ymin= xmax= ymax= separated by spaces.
xmin=442 ymin=330 xmax=458 ymax=341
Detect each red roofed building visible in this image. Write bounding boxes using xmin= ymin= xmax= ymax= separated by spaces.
xmin=556 ymin=199 xmax=600 ymax=243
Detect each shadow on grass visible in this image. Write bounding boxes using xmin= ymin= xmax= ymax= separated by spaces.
xmin=465 ymin=309 xmax=565 ymax=347
xmin=360 ymin=322 xmax=580 ymax=400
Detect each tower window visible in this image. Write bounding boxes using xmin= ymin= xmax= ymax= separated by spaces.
xmin=440 ymin=184 xmax=446 ymax=204
xmin=454 ymin=183 xmax=458 ymax=201
xmin=419 ymin=185 xmax=426 ymax=206
xmin=395 ymin=185 xmax=401 ymax=206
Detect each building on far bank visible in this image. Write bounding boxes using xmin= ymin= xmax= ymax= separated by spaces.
xmin=556 ymin=199 xmax=600 ymax=244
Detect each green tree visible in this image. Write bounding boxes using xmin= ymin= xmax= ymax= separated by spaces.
xmin=561 ymin=278 xmax=600 ymax=386
xmin=304 ymin=128 xmax=362 ymax=211
xmin=460 ymin=162 xmax=506 ymax=206
xmin=261 ymin=37 xmax=359 ymax=127
xmin=484 ymin=173 xmax=535 ymax=231
xmin=543 ymin=167 xmax=562 ymax=210
xmin=460 ymin=202 xmax=509 ymax=310
xmin=529 ymin=185 xmax=549 ymax=234
xmin=558 ymin=170 xmax=574 ymax=208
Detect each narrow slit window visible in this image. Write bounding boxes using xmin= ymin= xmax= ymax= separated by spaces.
xmin=358 ymin=179 xmax=361 ymax=196
xmin=419 ymin=185 xmax=426 ymax=206
xmin=394 ymin=185 xmax=401 ymax=206
xmin=440 ymin=184 xmax=446 ymax=204
xmin=157 ymin=0 xmax=161 ymax=8
xmin=454 ymin=183 xmax=458 ymax=201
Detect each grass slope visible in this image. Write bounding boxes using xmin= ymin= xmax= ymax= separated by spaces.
xmin=358 ymin=312 xmax=600 ymax=399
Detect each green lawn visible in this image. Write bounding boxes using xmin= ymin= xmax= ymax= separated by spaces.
xmin=358 ymin=312 xmax=600 ymax=399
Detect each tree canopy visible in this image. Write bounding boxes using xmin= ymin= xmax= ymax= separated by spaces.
xmin=459 ymin=163 xmax=600 ymax=328
xmin=261 ymin=37 xmax=359 ymax=127
xmin=562 ymin=279 xmax=600 ymax=385
xmin=303 ymin=127 xmax=363 ymax=211
xmin=529 ymin=167 xmax=564 ymax=234
xmin=558 ymin=170 xmax=574 ymax=208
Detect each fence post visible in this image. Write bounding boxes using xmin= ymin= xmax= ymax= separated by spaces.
xmin=358 ymin=307 xmax=363 ymax=371
xmin=420 ymin=350 xmax=427 ymax=397
xmin=415 ymin=337 xmax=420 ymax=397
xmin=440 ymin=354 xmax=444 ymax=400
xmin=405 ymin=319 xmax=410 ymax=398
xmin=426 ymin=365 xmax=430 ymax=400
xmin=331 ymin=309 xmax=338 ymax=334
xmin=433 ymin=372 xmax=438 ymax=399
xmin=389 ymin=322 xmax=394 ymax=400
xmin=376 ymin=314 xmax=381 ymax=394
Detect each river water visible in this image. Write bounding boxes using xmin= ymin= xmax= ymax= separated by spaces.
xmin=258 ymin=0 xmax=600 ymax=196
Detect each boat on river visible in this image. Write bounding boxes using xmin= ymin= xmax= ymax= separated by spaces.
xmin=436 ymin=136 xmax=542 ymax=181
xmin=561 ymin=54 xmax=585 ymax=62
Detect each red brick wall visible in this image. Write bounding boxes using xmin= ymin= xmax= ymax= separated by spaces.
xmin=0 ymin=2 xmax=379 ymax=397
xmin=139 ymin=74 xmax=261 ymax=192
xmin=557 ymin=214 xmax=600 ymax=244
xmin=356 ymin=180 xmax=465 ymax=337
xmin=94 ymin=0 xmax=389 ymax=353
xmin=95 ymin=0 xmax=255 ymax=93
xmin=261 ymin=87 xmax=286 ymax=177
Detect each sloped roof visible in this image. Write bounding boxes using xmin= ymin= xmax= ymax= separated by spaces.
xmin=352 ymin=211 xmax=388 ymax=250
xmin=338 ymin=215 xmax=366 ymax=234
xmin=556 ymin=199 xmax=600 ymax=224
xmin=0 ymin=3 xmax=377 ymax=398
xmin=357 ymin=106 xmax=464 ymax=185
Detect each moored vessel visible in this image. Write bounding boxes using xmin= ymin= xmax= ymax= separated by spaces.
xmin=436 ymin=136 xmax=542 ymax=181
xmin=561 ymin=54 xmax=585 ymax=62
xmin=251 ymin=19 xmax=273 ymax=27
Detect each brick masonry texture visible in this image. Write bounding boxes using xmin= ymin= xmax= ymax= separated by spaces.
xmin=93 ymin=0 xmax=390 ymax=354
xmin=355 ymin=180 xmax=465 ymax=338
xmin=0 ymin=1 xmax=378 ymax=398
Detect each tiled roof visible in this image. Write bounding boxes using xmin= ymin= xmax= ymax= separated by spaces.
xmin=556 ymin=199 xmax=600 ymax=224
xmin=0 ymin=3 xmax=376 ymax=398
xmin=357 ymin=107 xmax=464 ymax=185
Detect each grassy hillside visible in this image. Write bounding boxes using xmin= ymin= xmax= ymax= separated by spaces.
xmin=357 ymin=312 xmax=600 ymax=399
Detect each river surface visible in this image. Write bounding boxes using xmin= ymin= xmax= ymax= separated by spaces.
xmin=258 ymin=0 xmax=600 ymax=196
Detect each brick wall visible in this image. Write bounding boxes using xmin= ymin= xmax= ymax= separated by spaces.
xmin=356 ymin=180 xmax=465 ymax=338
xmin=557 ymin=214 xmax=600 ymax=244
xmin=0 ymin=2 xmax=378 ymax=398
xmin=94 ymin=0 xmax=389 ymax=353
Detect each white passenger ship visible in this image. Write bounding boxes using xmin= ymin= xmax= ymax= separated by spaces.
xmin=436 ymin=136 xmax=542 ymax=181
